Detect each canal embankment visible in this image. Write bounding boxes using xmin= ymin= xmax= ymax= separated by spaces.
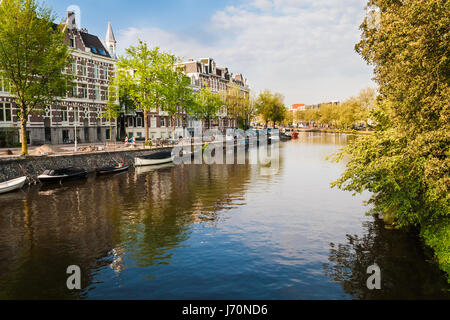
xmin=0 ymin=147 xmax=172 ymax=182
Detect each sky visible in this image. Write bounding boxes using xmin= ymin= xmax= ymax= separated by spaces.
xmin=44 ymin=0 xmax=375 ymax=106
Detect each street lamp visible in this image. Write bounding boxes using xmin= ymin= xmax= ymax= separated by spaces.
xmin=69 ymin=106 xmax=78 ymax=152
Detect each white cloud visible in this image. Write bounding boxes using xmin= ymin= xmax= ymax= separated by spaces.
xmin=116 ymin=0 xmax=374 ymax=105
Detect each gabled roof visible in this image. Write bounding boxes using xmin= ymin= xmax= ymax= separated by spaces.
xmin=80 ymin=32 xmax=111 ymax=58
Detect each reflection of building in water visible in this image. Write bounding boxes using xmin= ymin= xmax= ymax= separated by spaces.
xmin=0 ymin=161 xmax=265 ymax=299
xmin=109 ymin=248 xmax=126 ymax=275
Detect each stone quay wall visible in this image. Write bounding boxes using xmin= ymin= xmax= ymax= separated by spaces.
xmin=0 ymin=147 xmax=172 ymax=182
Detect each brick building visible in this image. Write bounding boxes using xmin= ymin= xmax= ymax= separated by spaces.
xmin=0 ymin=11 xmax=117 ymax=147
xmin=122 ymin=57 xmax=250 ymax=139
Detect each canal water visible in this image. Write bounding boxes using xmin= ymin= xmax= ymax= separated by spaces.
xmin=0 ymin=133 xmax=448 ymax=299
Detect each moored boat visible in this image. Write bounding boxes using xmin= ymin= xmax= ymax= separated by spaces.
xmin=96 ymin=163 xmax=129 ymax=176
xmin=38 ymin=168 xmax=87 ymax=183
xmin=0 ymin=176 xmax=27 ymax=194
xmin=135 ymin=151 xmax=174 ymax=167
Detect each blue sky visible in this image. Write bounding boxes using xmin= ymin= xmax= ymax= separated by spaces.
xmin=44 ymin=0 xmax=375 ymax=106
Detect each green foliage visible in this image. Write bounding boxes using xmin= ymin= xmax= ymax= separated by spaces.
xmin=0 ymin=0 xmax=74 ymax=154
xmin=223 ymin=84 xmax=254 ymax=129
xmin=162 ymin=65 xmax=195 ymax=138
xmin=332 ymin=0 xmax=449 ymax=280
xmin=296 ymin=88 xmax=376 ymax=129
xmin=255 ymin=90 xmax=286 ymax=127
xmin=192 ymin=84 xmax=224 ymax=129
xmin=117 ymin=40 xmax=176 ymax=142
xmin=100 ymin=76 xmax=121 ymax=140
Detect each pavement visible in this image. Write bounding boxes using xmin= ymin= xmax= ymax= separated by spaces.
xmin=0 ymin=142 xmax=148 ymax=158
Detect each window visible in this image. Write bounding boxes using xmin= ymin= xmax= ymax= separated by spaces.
xmin=74 ymin=108 xmax=79 ymax=122
xmin=0 ymin=103 xmax=11 ymax=122
xmin=106 ymin=129 xmax=110 ymax=140
xmin=81 ymin=61 xmax=87 ymax=76
xmin=61 ymin=107 xmax=68 ymax=122
xmin=103 ymin=66 xmax=108 ymax=80
xmin=136 ymin=117 xmax=142 ymax=127
xmin=80 ymin=84 xmax=87 ymax=99
xmin=69 ymin=35 xmax=75 ymax=48
xmin=94 ymin=65 xmax=99 ymax=78
xmin=151 ymin=117 xmax=156 ymax=128
xmin=71 ymin=62 xmax=77 ymax=75
xmin=160 ymin=117 xmax=165 ymax=127
xmin=95 ymin=85 xmax=100 ymax=100
xmin=72 ymin=84 xmax=78 ymax=98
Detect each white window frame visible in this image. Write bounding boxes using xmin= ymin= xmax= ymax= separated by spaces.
xmin=94 ymin=64 xmax=99 ymax=79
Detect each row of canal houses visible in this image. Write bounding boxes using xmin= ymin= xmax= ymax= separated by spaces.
xmin=0 ymin=10 xmax=250 ymax=147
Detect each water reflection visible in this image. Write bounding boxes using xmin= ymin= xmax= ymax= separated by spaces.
xmin=0 ymin=134 xmax=447 ymax=299
xmin=323 ymin=218 xmax=450 ymax=299
xmin=0 ymin=162 xmax=257 ymax=299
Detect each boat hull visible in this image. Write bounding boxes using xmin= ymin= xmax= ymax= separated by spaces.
xmin=96 ymin=165 xmax=129 ymax=176
xmin=38 ymin=171 xmax=87 ymax=184
xmin=135 ymin=156 xmax=174 ymax=167
xmin=0 ymin=176 xmax=27 ymax=194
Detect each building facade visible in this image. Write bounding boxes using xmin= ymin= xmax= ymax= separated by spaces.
xmin=122 ymin=57 xmax=250 ymax=140
xmin=0 ymin=11 xmax=117 ymax=147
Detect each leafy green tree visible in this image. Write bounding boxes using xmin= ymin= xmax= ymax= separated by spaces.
xmin=193 ymin=84 xmax=224 ymax=130
xmin=101 ymin=76 xmax=121 ymax=141
xmin=0 ymin=0 xmax=74 ymax=155
xmin=163 ymin=65 xmax=196 ymax=138
xmin=117 ymin=41 xmax=174 ymax=143
xmin=224 ymin=84 xmax=254 ymax=130
xmin=255 ymin=90 xmax=286 ymax=128
xmin=332 ymin=0 xmax=449 ymax=279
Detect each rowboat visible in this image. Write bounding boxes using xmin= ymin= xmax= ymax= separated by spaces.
xmin=135 ymin=151 xmax=174 ymax=167
xmin=0 ymin=176 xmax=27 ymax=194
xmin=96 ymin=163 xmax=129 ymax=176
xmin=38 ymin=168 xmax=88 ymax=183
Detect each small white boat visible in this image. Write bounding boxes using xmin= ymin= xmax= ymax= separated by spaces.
xmin=135 ymin=151 xmax=174 ymax=167
xmin=0 ymin=176 xmax=27 ymax=194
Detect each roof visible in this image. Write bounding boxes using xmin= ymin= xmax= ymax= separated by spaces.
xmin=80 ymin=32 xmax=111 ymax=58
xmin=292 ymin=104 xmax=305 ymax=110
xmin=106 ymin=21 xmax=116 ymax=43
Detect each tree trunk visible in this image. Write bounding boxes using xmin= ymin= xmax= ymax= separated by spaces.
xmin=20 ymin=116 xmax=28 ymax=155
xmin=171 ymin=115 xmax=176 ymax=139
xmin=144 ymin=110 xmax=149 ymax=143
xmin=110 ymin=119 xmax=113 ymax=141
